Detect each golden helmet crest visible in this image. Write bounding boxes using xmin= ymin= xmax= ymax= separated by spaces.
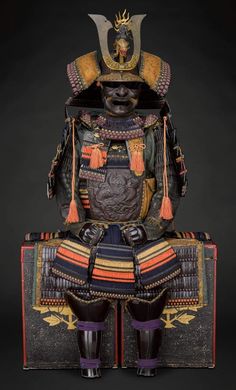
xmin=66 ymin=11 xmax=171 ymax=99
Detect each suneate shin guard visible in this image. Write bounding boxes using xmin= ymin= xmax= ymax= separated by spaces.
xmin=126 ymin=288 xmax=168 ymax=377
xmin=65 ymin=290 xmax=110 ymax=379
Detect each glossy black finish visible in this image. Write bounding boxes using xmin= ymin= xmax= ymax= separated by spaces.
xmin=65 ymin=291 xmax=110 ymax=321
xmin=77 ymin=330 xmax=102 ymax=379
xmin=122 ymin=225 xmax=147 ymax=246
xmin=136 ymin=328 xmax=162 ymax=377
xmin=80 ymin=368 xmax=101 ymax=379
xmin=127 ymin=288 xmax=169 ymax=321
xmin=65 ymin=293 xmax=111 ymax=378
xmin=78 ymin=223 xmax=105 ymax=246
xmin=126 ymin=289 xmax=168 ymax=377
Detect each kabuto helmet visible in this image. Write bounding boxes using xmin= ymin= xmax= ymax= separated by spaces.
xmin=66 ymin=10 xmax=171 ymax=109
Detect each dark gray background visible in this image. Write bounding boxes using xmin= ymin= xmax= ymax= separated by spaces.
xmin=0 ymin=0 xmax=235 ymax=388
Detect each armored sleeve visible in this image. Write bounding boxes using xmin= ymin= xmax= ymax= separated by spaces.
xmin=142 ymin=121 xmax=181 ymax=240
xmin=47 ymin=118 xmax=86 ymax=227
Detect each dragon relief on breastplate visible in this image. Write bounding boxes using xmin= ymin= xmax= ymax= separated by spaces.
xmin=87 ymin=169 xmax=143 ymax=221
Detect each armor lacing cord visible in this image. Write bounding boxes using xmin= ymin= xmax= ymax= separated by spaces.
xmin=160 ymin=116 xmax=173 ymax=220
xmin=65 ymin=117 xmax=79 ymax=223
xmin=131 ymin=318 xmax=162 ymax=330
xmin=80 ymin=357 xmax=101 ymax=369
xmin=77 ymin=321 xmax=106 ymax=331
xmin=131 ymin=247 xmax=143 ymax=291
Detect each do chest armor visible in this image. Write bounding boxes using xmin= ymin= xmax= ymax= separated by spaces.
xmin=78 ymin=117 xmax=157 ymax=222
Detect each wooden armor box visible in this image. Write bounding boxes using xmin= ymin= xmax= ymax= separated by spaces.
xmin=21 ymin=235 xmax=216 ymax=369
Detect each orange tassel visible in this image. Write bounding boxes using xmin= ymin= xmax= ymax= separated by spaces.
xmin=130 ymin=149 xmax=138 ymax=170
xmin=65 ymin=117 xmax=79 ymax=224
xmin=160 ymin=116 xmax=173 ymax=220
xmin=130 ymin=143 xmax=145 ymax=175
xmin=89 ymin=144 xmax=104 ymax=169
xmin=160 ymin=196 xmax=173 ymax=220
xmin=66 ymin=199 xmax=79 ymax=223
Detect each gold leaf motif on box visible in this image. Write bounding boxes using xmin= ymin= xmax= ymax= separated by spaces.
xmin=161 ymin=306 xmax=202 ymax=329
xmin=33 ymin=306 xmax=77 ymax=330
xmin=43 ymin=315 xmax=61 ymax=326
xmin=176 ymin=314 xmax=196 ymax=325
